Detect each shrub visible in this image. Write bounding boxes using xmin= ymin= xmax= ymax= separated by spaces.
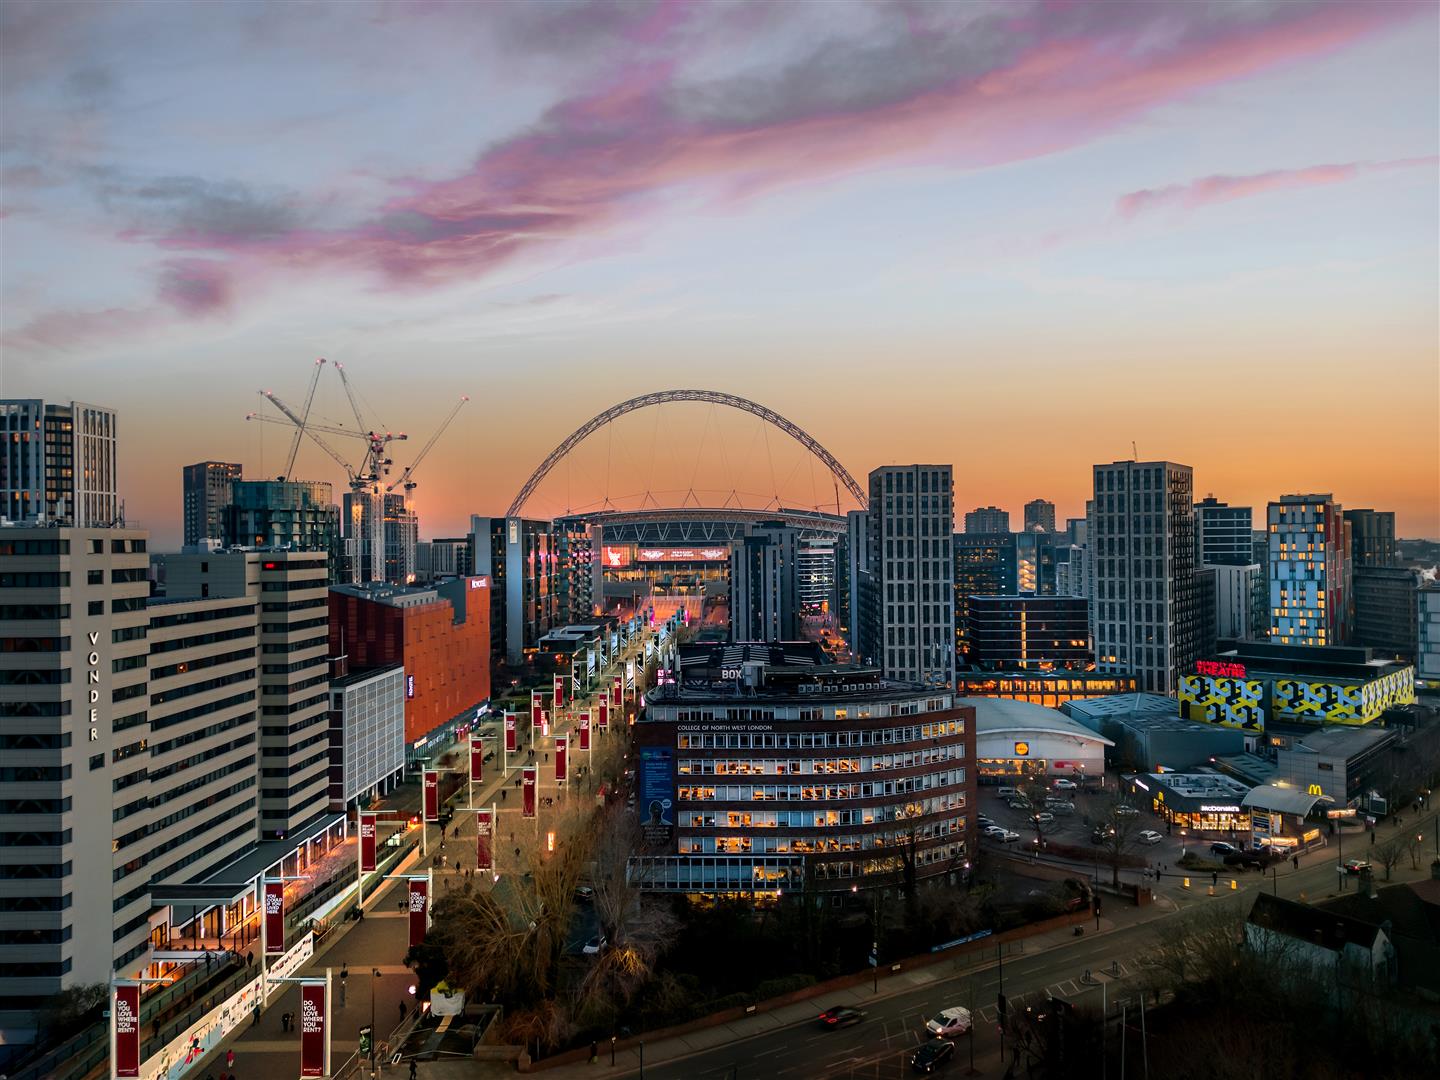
xmin=754 ymin=974 xmax=816 ymax=1000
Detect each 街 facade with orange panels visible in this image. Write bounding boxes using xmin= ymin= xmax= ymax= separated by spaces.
xmin=328 ymin=578 xmax=491 ymax=744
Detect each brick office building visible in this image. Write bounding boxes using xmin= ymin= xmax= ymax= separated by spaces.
xmin=328 ymin=577 xmax=491 ymax=754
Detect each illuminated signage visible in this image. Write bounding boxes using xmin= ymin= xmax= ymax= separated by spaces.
xmin=1134 ymin=779 xmax=1150 ymax=791
xmin=636 ymin=547 xmax=729 ymax=562
xmin=1013 ymin=741 xmax=1030 ymax=757
xmin=1199 ymin=805 xmax=1240 ymax=813
xmin=1196 ymin=660 xmax=1247 ymax=679
xmin=601 ymin=546 xmax=631 ymax=568
xmin=469 ymin=576 xmax=488 ymax=589
xmin=406 ymin=674 xmax=415 ymax=699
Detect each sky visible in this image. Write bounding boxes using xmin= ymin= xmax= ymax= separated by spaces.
xmin=2 ymin=0 xmax=1436 ymax=548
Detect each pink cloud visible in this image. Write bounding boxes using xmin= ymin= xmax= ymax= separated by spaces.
xmin=7 ymin=0 xmax=1428 ymax=351
xmin=1117 ymin=157 xmax=1437 ymax=218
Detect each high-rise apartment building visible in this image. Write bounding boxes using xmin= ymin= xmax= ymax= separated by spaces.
xmin=226 ymin=480 xmax=339 ymax=569
xmin=415 ymin=537 xmax=471 ymax=583
xmin=868 ymin=465 xmax=955 ymax=688
xmin=954 ymin=532 xmax=1018 ymax=666
xmin=1 ymin=399 xmax=120 ymax=527
xmin=1352 ymin=566 xmax=1420 ymax=661
xmin=1210 ymin=562 xmax=1262 ymax=641
xmin=342 ymin=490 xmax=383 ymax=584
xmin=1419 ymin=587 xmax=1440 ymax=683
xmin=554 ymin=516 xmax=595 ymax=626
xmin=166 ymin=551 xmax=331 ymax=839
xmin=964 ymin=506 xmax=1009 ymax=534
xmin=845 ymin=510 xmax=874 ymax=664
xmin=730 ymin=525 xmax=800 ymax=642
xmin=1194 ymin=497 xmax=1253 ymax=565
xmin=1091 ymin=460 xmax=1205 ymax=694
xmin=1343 ymin=509 xmax=1397 ymax=569
xmin=1023 ymin=499 xmax=1055 ymax=533
xmin=382 ymin=492 xmax=418 ymax=584
xmin=796 ymin=535 xmax=838 ymax=613
xmin=469 ymin=516 xmax=558 ymax=668
xmin=1267 ymin=494 xmax=1352 ymax=647
xmin=182 ymin=461 xmax=242 ymax=546
xmin=963 ymin=595 xmax=1091 ymax=670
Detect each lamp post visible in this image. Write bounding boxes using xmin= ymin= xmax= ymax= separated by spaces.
xmin=369 ymin=968 xmax=381 ymax=1077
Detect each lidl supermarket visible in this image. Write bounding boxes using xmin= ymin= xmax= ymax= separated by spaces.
xmin=1178 ymin=640 xmax=1415 ymax=736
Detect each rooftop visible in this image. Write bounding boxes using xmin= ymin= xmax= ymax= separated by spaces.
xmin=962 ymin=697 xmax=1114 ymax=745
xmin=1248 ymin=892 xmax=1384 ymax=951
xmin=1064 ymin=693 xmax=1180 ymax=720
xmin=332 ymin=663 xmax=404 ymax=689
xmin=1285 ymin=725 xmax=1397 ymax=760
xmin=1130 ymin=771 xmax=1250 ymax=800
xmin=1242 ymin=783 xmax=1327 ymax=816
xmin=331 ymin=581 xmax=440 ymax=607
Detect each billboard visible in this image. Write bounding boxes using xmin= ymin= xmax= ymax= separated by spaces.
xmin=423 ymin=769 xmax=440 ymax=822
xmin=522 ymin=766 xmax=537 ymax=818
xmin=299 ymin=982 xmax=326 ymax=1078
xmin=601 ymin=545 xmax=632 ymax=568
xmin=114 ymin=983 xmax=141 ymax=1078
xmin=407 ymin=877 xmax=428 ymax=948
xmin=636 ymin=547 xmax=728 ymax=562
xmin=476 ymin=809 xmax=493 ymax=872
xmin=504 ymin=711 xmax=517 ymax=753
xmin=555 ymin=735 xmax=568 ymax=784
xmin=263 ymin=880 xmax=285 ymax=955
xmin=359 ymin=813 xmax=377 ymax=873
xmin=639 ymin=747 xmax=674 ymax=843
xmin=470 ymin=741 xmax=484 ymax=783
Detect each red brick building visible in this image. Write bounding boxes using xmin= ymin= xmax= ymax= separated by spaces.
xmin=329 ymin=577 xmax=491 ymax=746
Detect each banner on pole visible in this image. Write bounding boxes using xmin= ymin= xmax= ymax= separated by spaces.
xmin=522 ymin=766 xmax=537 ymax=818
xmin=540 ymin=711 xmax=550 ymax=738
xmin=578 ymin=710 xmax=591 ymax=752
xmin=505 ymin=711 xmax=517 ymax=753
xmin=408 ymin=878 xmax=429 ymax=948
xmin=531 ymin=690 xmax=543 ymax=730
xmin=113 ymin=983 xmax=141 ymax=1078
xmin=553 ymin=673 xmax=565 ymax=710
xmin=359 ymin=813 xmax=377 ymax=873
xmin=470 ymin=741 xmax=484 ymax=784
xmin=597 ymin=698 xmax=608 ymax=730
xmin=423 ymin=770 xmax=439 ymax=822
xmin=299 ymin=981 xmax=327 ymax=1078
xmin=555 ymin=735 xmax=568 ymax=784
xmin=263 ymin=879 xmax=285 ymax=955
xmin=612 ymin=674 xmax=622 ymax=708
xmin=476 ymin=809 xmax=493 ymax=871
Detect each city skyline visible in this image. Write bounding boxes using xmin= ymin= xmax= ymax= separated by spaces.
xmin=2 ymin=1 xmax=1437 ymax=543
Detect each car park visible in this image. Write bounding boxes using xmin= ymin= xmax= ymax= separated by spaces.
xmin=924 ymin=1006 xmax=972 ymax=1038
xmin=1137 ymin=830 xmax=1163 ymax=844
xmin=818 ymin=1006 xmax=865 ymax=1029
xmin=910 ymin=1039 xmax=956 ymax=1073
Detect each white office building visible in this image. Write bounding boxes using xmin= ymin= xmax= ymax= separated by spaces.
xmin=867 ymin=465 xmax=955 ymax=688
xmin=1091 ymin=460 xmax=1205 ymax=695
xmin=1 ymin=399 xmax=120 ymax=527
xmin=1209 ymin=561 xmax=1262 ymax=641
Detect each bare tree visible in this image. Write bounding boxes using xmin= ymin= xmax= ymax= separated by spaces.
xmin=1087 ymin=792 xmax=1148 ymax=888
xmin=1374 ymin=836 xmax=1406 ymax=881
xmin=1016 ymin=770 xmax=1053 ymax=853
xmin=1403 ymin=830 xmax=1428 ymax=871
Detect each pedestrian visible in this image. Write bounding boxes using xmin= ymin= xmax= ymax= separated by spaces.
xmin=252 ymin=1003 xmax=259 ymax=1027
xmin=1371 ymin=832 xmax=1375 ymax=847
xmin=1292 ymin=855 xmax=1299 ymax=871
xmin=590 ymin=1039 xmax=599 ymax=1063
xmin=1211 ymin=871 xmax=1218 ymax=887
xmin=205 ymin=950 xmax=212 ymax=973
xmin=246 ymin=950 xmax=253 ymax=967
xmin=501 ymin=789 xmax=507 ymax=802
xmin=515 ymin=847 xmax=521 ymax=859
xmin=280 ymin=1012 xmax=288 ymax=1033
xmin=410 ymin=1059 xmax=418 ymax=1080
xmin=227 ymin=1049 xmax=236 ymax=1069
xmin=341 ymin=962 xmax=348 ymax=980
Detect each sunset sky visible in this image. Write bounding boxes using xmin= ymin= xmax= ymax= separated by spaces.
xmin=2 ymin=0 xmax=1436 ymax=547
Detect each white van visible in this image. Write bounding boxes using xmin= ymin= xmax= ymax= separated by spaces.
xmin=925 ymin=1006 xmax=972 ymax=1038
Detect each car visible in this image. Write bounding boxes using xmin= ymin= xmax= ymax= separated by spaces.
xmin=1210 ymin=842 xmax=1240 ymax=857
xmin=1044 ymin=798 xmax=1075 ymax=812
xmin=1224 ymin=851 xmax=1267 ymax=870
xmin=1052 ymin=779 xmax=1078 ymax=790
xmin=582 ymin=935 xmax=607 ymax=955
xmin=924 ymin=1006 xmax=972 ymax=1038
xmin=1137 ymin=830 xmax=1163 ymax=845
xmin=1031 ymin=812 xmax=1055 ymax=826
xmin=1007 ymin=799 xmax=1032 ymax=811
xmin=911 ymin=1039 xmax=956 ymax=1073
xmin=996 ymin=829 xmax=1021 ymax=843
xmin=982 ymin=825 xmax=1007 ymax=839
xmin=1091 ymin=826 xmax=1115 ymax=845
xmin=817 ymin=1006 xmax=866 ymax=1029
xmin=976 ymin=816 xmax=996 ymax=829
xmin=996 ymin=786 xmax=1019 ymax=797
xmin=1114 ymin=805 xmax=1140 ymax=817
xmin=1343 ymin=859 xmax=1372 ymax=875
xmin=574 ymin=886 xmax=596 ymax=902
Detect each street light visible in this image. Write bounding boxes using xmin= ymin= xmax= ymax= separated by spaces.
xmin=368 ymin=968 xmax=382 ymax=1077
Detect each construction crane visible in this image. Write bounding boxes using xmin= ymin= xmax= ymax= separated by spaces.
xmin=281 ymin=357 xmax=326 ymax=482
xmin=386 ymin=395 xmax=469 ymax=497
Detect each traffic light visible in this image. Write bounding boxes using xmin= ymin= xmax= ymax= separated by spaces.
xmin=359 ymin=1025 xmax=373 ymax=1057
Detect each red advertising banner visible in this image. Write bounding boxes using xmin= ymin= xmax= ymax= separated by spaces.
xmin=113 ymin=983 xmax=140 ymax=1078
xmin=476 ymin=809 xmax=493 ymax=871
xmin=505 ymin=712 xmax=517 ymax=753
xmin=597 ymin=698 xmax=608 ymax=730
xmin=522 ymin=766 xmax=537 ymax=818
xmin=555 ymin=735 xmax=568 ymax=784
xmin=423 ymin=770 xmax=439 ymax=823
xmin=299 ymin=981 xmax=326 ymax=1078
xmin=531 ymin=690 xmax=543 ymax=729
xmin=408 ymin=878 xmax=429 ymax=948
xmin=578 ymin=711 xmax=591 ymax=752
xmin=612 ymin=675 xmax=622 ymax=708
xmin=359 ymin=813 xmax=377 ymax=873
xmin=263 ymin=879 xmax=285 ymax=955
xmin=553 ymin=673 xmax=565 ymax=710
xmin=470 ymin=741 xmax=484 ymax=784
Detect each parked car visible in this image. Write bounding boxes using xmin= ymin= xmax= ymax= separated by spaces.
xmin=1137 ymin=830 xmax=1163 ymax=845
xmin=925 ymin=1006 xmax=972 ymax=1038
xmin=1052 ymin=779 xmax=1078 ymax=791
xmin=1210 ymin=842 xmax=1240 ymax=857
xmin=818 ymin=1006 xmax=866 ymax=1029
xmin=1091 ymin=826 xmax=1115 ymax=845
xmin=582 ymin=935 xmax=607 ymax=955
xmin=996 ymin=829 xmax=1021 ymax=843
xmin=1044 ymin=798 xmax=1075 ymax=812
xmin=1114 ymin=805 xmax=1140 ymax=817
xmin=982 ymin=825 xmax=1008 ymax=839
xmin=1224 ymin=851 xmax=1268 ymax=871
xmin=1031 ymin=812 xmax=1055 ymax=826
xmin=574 ymin=885 xmax=596 ymax=902
xmin=977 ymin=815 xmax=996 ymax=829
xmin=911 ymin=1039 xmax=956 ymax=1073
xmin=996 ymin=786 xmax=1019 ymax=797
xmin=1007 ymin=799 xmax=1032 ymax=811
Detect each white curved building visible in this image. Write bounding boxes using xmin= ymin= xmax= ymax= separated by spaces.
xmin=960 ymin=696 xmax=1112 ymax=782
